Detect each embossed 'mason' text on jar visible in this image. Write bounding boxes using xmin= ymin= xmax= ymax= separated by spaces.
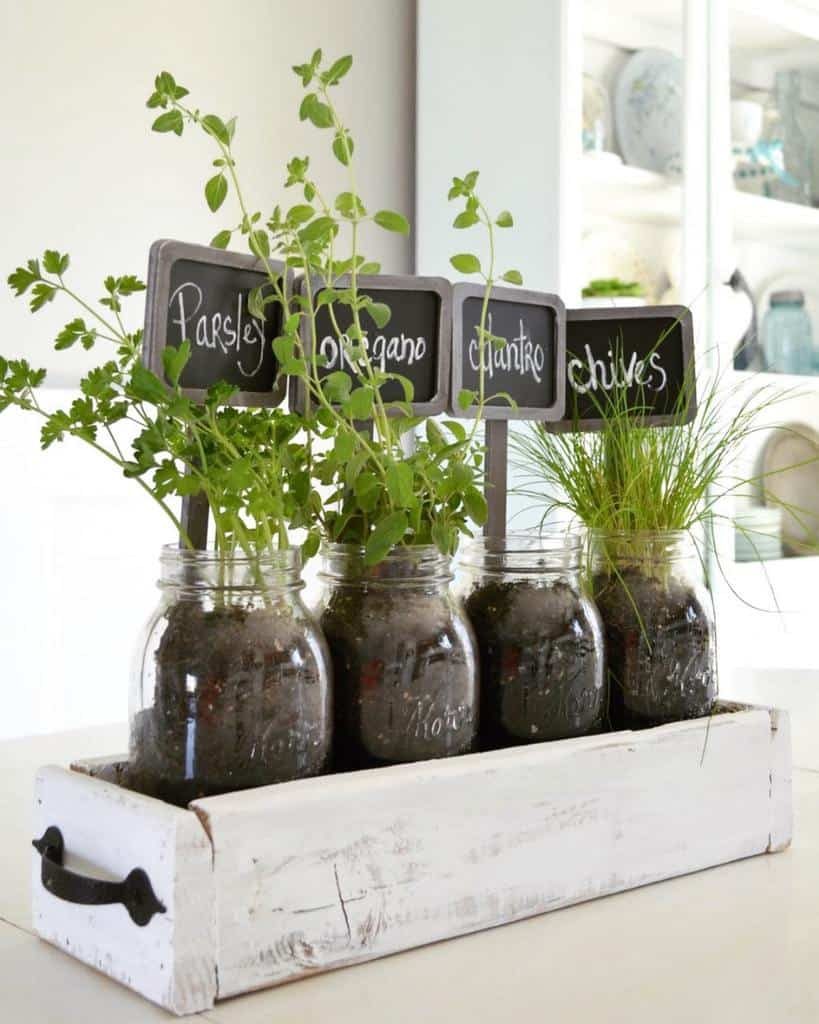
xmin=316 ymin=544 xmax=479 ymax=770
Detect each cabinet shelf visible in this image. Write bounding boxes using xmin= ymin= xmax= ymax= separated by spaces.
xmin=733 ymin=191 xmax=819 ymax=245
xmin=582 ymin=157 xmax=819 ymax=244
xmin=581 ymin=159 xmax=681 ymax=226
xmin=730 ymin=369 xmax=819 ymax=390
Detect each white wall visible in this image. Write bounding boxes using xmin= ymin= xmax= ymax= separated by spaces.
xmin=416 ymin=0 xmax=573 ymax=533
xmin=0 ymin=0 xmax=415 ymax=739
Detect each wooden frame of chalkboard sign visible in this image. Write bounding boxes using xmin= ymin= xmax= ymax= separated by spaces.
xmin=549 ymin=304 xmax=696 ymax=432
xmin=143 ymin=239 xmax=290 ymax=409
xmin=449 ymin=283 xmax=566 ymax=423
xmin=290 ymin=273 xmax=451 ymax=417
xmin=449 ymin=283 xmax=566 ymax=538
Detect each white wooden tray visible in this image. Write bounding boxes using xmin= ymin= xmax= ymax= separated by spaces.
xmin=31 ymin=702 xmax=792 ymax=1016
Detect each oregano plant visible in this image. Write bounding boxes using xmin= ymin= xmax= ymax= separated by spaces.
xmin=147 ymin=53 xmax=523 ymax=565
xmin=2 ymin=51 xmax=525 ymax=576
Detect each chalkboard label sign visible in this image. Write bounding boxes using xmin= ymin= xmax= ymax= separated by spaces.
xmin=143 ymin=239 xmax=289 ymax=407
xmin=292 ymin=274 xmax=451 ymax=416
xmin=450 ymin=283 xmax=566 ymax=421
xmin=551 ymin=305 xmax=696 ymax=431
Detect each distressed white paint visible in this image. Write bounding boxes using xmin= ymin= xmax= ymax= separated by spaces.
xmin=32 ymin=765 xmax=216 ymax=1015
xmin=34 ymin=704 xmax=792 ymax=1014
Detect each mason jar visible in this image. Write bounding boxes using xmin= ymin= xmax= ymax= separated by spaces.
xmin=761 ymin=290 xmax=814 ymax=374
xmin=456 ymin=532 xmax=606 ymax=747
xmin=130 ymin=546 xmax=332 ymax=806
xmin=592 ymin=530 xmax=717 ymax=729
xmin=316 ymin=544 xmax=479 ymax=770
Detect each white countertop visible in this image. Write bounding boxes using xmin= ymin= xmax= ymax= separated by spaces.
xmin=2 ymin=704 xmax=819 ymax=1023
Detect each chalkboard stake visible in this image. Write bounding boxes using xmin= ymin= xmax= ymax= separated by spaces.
xmin=180 ymin=491 xmax=209 ymax=551
xmin=484 ymin=419 xmax=508 ymax=538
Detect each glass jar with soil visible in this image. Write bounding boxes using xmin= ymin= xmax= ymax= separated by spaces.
xmin=592 ymin=531 xmax=716 ymax=729
xmin=456 ymin=532 xmax=606 ymax=748
xmin=130 ymin=546 xmax=332 ymax=806
xmin=316 ymin=544 xmax=479 ymax=770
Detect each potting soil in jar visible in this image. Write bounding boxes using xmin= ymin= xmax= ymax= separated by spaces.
xmin=317 ymin=544 xmax=479 ymax=770
xmin=129 ymin=547 xmax=332 ymax=806
xmin=457 ymin=533 xmax=606 ymax=747
xmin=593 ymin=531 xmax=717 ymax=729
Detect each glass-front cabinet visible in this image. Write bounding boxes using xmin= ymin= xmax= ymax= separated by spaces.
xmin=575 ymin=1 xmax=819 ymax=684
xmin=417 ymin=0 xmax=819 ymax=692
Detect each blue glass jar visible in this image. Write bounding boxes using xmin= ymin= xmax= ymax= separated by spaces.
xmin=762 ymin=290 xmax=814 ymax=375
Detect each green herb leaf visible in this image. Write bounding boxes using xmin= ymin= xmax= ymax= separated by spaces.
xmin=162 ymin=341 xmax=191 ymax=386
xmin=502 ymin=269 xmax=523 ymax=285
xmin=201 ymin=114 xmax=230 ymax=145
xmin=323 ymin=371 xmax=352 ymax=403
xmin=373 ymin=210 xmax=410 ymax=234
xmin=55 ymin=318 xmax=96 ymax=351
xmin=292 ymin=62 xmax=313 ymax=87
xmin=463 ymin=486 xmax=488 ymax=525
xmin=249 ymin=230 xmax=269 ymax=259
xmin=496 ymin=210 xmax=514 ymax=228
xmin=364 ymin=510 xmax=408 ymax=565
xmin=8 ymin=263 xmax=40 ymax=296
xmin=453 ymin=211 xmax=479 ymax=229
xmin=325 ymin=55 xmax=353 ymax=85
xmin=332 ymin=130 xmax=354 ymax=165
xmin=128 ymin=363 xmax=168 ymax=404
xmin=334 ymin=430 xmax=356 ymax=461
xmin=450 ymin=253 xmax=481 ymax=275
xmin=42 ymin=250 xmax=69 ymax=275
xmin=386 ymin=462 xmax=414 ymax=507
xmin=335 ymin=192 xmax=366 ymax=220
xmin=299 ymin=216 xmax=337 ymax=243
xmin=205 ymin=173 xmax=228 ymax=212
xmin=152 ymin=110 xmax=183 ymax=135
xmin=302 ymin=530 xmax=321 ymax=560
xmin=301 ymin=94 xmax=333 ymax=129
xmin=210 ymin=229 xmax=232 ymax=249
xmin=367 ymin=301 xmax=391 ymax=329
xmin=457 ymin=388 xmax=477 ymax=411
xmin=30 ymin=282 xmax=57 ymax=312
xmin=431 ymin=520 xmax=456 ymax=556
xmin=343 ymin=386 xmax=374 ymax=420
xmin=116 ymin=275 xmax=146 ymax=295
xmin=287 ymin=203 xmax=315 ymax=226
xmin=273 ymin=336 xmax=295 ymax=364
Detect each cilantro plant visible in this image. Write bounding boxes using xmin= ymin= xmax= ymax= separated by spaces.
xmin=147 ymin=54 xmax=523 ymax=564
xmin=3 ymin=253 xmax=311 ymax=563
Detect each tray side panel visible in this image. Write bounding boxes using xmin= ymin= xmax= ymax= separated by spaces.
xmin=32 ymin=765 xmax=217 ymax=1015
xmin=194 ymin=707 xmax=784 ymax=998
xmin=767 ymin=707 xmax=794 ymax=852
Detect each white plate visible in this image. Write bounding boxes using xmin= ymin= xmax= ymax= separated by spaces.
xmin=614 ymin=48 xmax=683 ymax=174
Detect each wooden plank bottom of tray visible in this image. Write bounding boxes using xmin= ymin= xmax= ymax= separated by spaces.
xmin=31 ymin=702 xmax=792 ymax=1016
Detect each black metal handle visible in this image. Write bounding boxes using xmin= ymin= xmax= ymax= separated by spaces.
xmin=32 ymin=826 xmax=165 ymax=926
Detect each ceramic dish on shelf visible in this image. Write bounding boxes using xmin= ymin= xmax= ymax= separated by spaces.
xmin=761 ymin=422 xmax=819 ymax=555
xmin=734 ymin=506 xmax=783 ymax=562
xmin=614 ymin=48 xmax=683 ymax=175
